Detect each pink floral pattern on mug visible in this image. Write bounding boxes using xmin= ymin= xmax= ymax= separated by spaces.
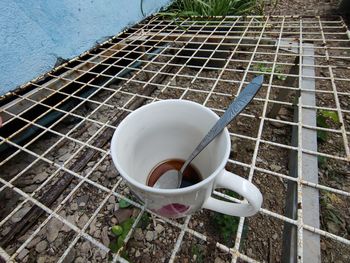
xmin=154 ymin=203 xmax=189 ymax=217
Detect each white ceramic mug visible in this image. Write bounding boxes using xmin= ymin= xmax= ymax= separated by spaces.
xmin=110 ymin=100 xmax=262 ymax=218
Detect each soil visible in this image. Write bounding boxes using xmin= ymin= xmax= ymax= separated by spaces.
xmin=270 ymin=0 xmax=341 ymax=16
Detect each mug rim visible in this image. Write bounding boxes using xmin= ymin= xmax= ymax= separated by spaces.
xmin=110 ymin=99 xmax=231 ymax=194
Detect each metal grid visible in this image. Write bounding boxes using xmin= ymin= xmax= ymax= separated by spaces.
xmin=0 ymin=15 xmax=349 ymax=263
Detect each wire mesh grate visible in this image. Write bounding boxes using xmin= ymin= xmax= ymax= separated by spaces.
xmin=0 ymin=15 xmax=349 ymax=263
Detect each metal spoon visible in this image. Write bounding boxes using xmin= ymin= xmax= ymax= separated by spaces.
xmin=154 ymin=75 xmax=264 ymax=189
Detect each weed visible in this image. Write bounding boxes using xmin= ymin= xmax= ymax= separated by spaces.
xmin=109 ymin=217 xmax=135 ymax=253
xmin=191 ymin=244 xmax=205 ymax=262
xmin=211 ymin=190 xmax=240 ymax=245
xmin=255 ymin=63 xmax=286 ymax=81
xmin=255 ymin=0 xmax=279 ymax=15
xmin=318 ymin=155 xmax=327 ymax=168
xmin=119 ymin=199 xmax=131 ymax=208
xmin=320 ymin=192 xmax=345 ymax=232
xmin=161 ymin=0 xmax=256 ymax=18
xmin=316 ymin=110 xmax=340 ymax=142
xmin=137 ymin=213 xmax=150 ymax=230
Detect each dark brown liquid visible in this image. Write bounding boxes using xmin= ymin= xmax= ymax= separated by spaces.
xmin=147 ymin=159 xmax=202 ymax=188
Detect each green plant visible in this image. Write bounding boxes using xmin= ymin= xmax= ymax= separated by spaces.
xmin=136 ymin=213 xmax=150 ymax=230
xmin=119 ymin=199 xmax=131 ymax=208
xmin=255 ymin=0 xmax=279 ymax=15
xmin=161 ymin=0 xmax=257 ymax=18
xmin=109 ymin=217 xmax=135 ymax=253
xmin=317 ymin=110 xmax=340 ymax=142
xmin=191 ymin=244 xmax=205 ymax=263
xmin=318 ymin=155 xmax=327 ymax=168
xmin=255 ymin=63 xmax=286 ymax=81
xmin=320 ymin=192 xmax=345 ymax=233
xmin=211 ymin=190 xmax=240 ymax=245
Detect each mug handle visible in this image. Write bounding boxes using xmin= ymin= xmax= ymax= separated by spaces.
xmin=202 ymin=170 xmax=263 ymax=217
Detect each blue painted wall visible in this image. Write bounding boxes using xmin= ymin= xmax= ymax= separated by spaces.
xmin=0 ymin=0 xmax=171 ymax=96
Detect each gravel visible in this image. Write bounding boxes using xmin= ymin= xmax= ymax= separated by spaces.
xmin=35 ymin=240 xmax=48 ymax=253
xmin=145 ymin=231 xmax=155 ymax=242
xmin=46 ymin=218 xmax=63 ymax=243
xmin=101 ymin=226 xmax=110 ymax=246
xmin=17 ymin=248 xmax=29 ymax=261
xmin=78 ymin=214 xmax=90 ymax=229
xmin=11 ymin=207 xmax=31 ymax=223
xmin=134 ymin=228 xmax=144 ymax=241
xmin=155 ymin=224 xmax=165 ymax=234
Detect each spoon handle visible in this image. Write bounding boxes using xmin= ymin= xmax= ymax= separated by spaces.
xmin=179 ymin=75 xmax=264 ymax=178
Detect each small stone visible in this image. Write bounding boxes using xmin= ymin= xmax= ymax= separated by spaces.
xmin=327 ymin=222 xmax=340 ymax=234
xmin=89 ymin=219 xmax=97 ymax=235
xmin=37 ymin=256 xmax=47 ymax=263
xmin=59 ymin=210 xmax=66 ymax=218
xmin=77 ymin=195 xmax=89 ymax=207
xmin=270 ymin=164 xmax=282 ymax=172
xmin=59 ymin=153 xmax=71 ymax=162
xmin=274 ymin=129 xmax=286 ymax=136
xmin=106 ymin=204 xmax=114 ymax=211
xmin=2 ymin=227 xmax=11 ymax=236
xmin=70 ymin=202 xmax=78 ymax=211
xmin=55 ymin=237 xmax=64 ymax=247
xmin=81 ymin=241 xmax=91 ymax=254
xmin=33 ymin=172 xmax=48 ymax=183
xmin=111 ymin=217 xmax=118 ymax=225
xmin=232 ymin=142 xmax=238 ymax=153
xmin=99 ymin=250 xmax=107 ymax=259
xmin=271 ymin=117 xmax=286 ymax=128
xmin=62 ymin=215 xmax=75 ymax=232
xmin=23 ymin=185 xmax=38 ymax=193
xmin=278 ymin=107 xmax=289 ymax=116
xmin=155 ymin=224 xmax=164 ymax=234
xmin=199 ymin=222 xmax=204 ymax=227
xmin=214 ymin=257 xmax=225 ymax=263
xmin=132 ymin=208 xmax=139 ymax=218
xmin=93 ymin=229 xmax=101 ymax=239
xmin=107 ymin=171 xmax=117 ymax=179
xmin=27 ymin=236 xmax=41 ymax=248
xmin=134 ymin=228 xmax=144 ymax=241
xmin=108 ymin=196 xmax=116 ymax=204
xmin=46 ymin=218 xmax=63 ymax=243
xmin=101 ymin=226 xmax=110 ymax=246
xmin=247 ymin=248 xmax=253 ymax=256
xmin=99 ymin=165 xmax=107 ymax=172
xmin=61 ymin=223 xmax=71 ymax=232
xmin=35 ymin=240 xmax=48 ymax=253
xmin=257 ymin=157 xmax=264 ymax=163
xmin=145 ymin=231 xmax=154 ymax=242
xmin=135 ymin=250 xmax=141 ymax=257
xmin=75 ymin=257 xmax=85 ymax=263
xmin=12 ymin=207 xmax=31 ymax=223
xmin=17 ymin=248 xmax=29 ymax=260
xmin=272 ymin=233 xmax=278 ymax=240
xmin=63 ymin=249 xmax=75 ymax=263
xmin=78 ymin=214 xmax=89 ymax=229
